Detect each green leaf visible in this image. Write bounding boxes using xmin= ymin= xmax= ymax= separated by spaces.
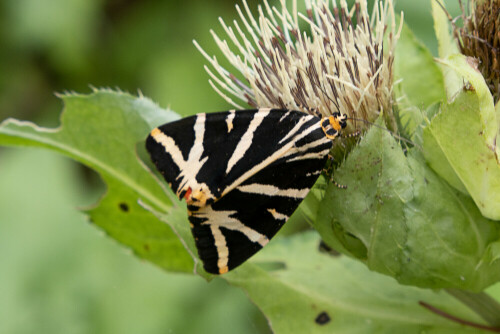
xmin=394 ymin=20 xmax=446 ymax=136
xmin=424 ymin=87 xmax=500 ymax=220
xmin=142 ymin=201 xmax=211 ymax=278
xmin=225 ymin=232 xmax=487 ymax=334
xmin=0 ymin=90 xmax=196 ymax=273
xmin=317 ymin=119 xmax=500 ymax=291
xmin=431 ymin=0 xmax=462 ymax=99
xmin=0 ymin=149 xmax=268 ymax=334
xmin=437 ymin=54 xmax=499 ymax=145
xmin=317 ymin=117 xmax=413 ymax=272
xmin=403 ymin=150 xmax=500 ymax=290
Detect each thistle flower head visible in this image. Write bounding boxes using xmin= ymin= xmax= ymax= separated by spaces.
xmin=455 ymin=0 xmax=500 ymax=102
xmin=194 ymin=0 xmax=401 ymax=133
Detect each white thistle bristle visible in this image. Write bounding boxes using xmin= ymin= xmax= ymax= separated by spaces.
xmin=194 ymin=0 xmax=403 ymax=132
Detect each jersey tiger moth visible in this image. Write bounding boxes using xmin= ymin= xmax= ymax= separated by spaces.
xmin=146 ymin=108 xmax=346 ymax=274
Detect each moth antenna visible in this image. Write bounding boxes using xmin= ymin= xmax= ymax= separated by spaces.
xmin=299 ymin=67 xmax=417 ymax=148
xmin=293 ymin=69 xmax=418 ymax=150
xmin=296 ymin=68 xmax=339 ymax=116
xmin=345 ymin=117 xmax=419 ymax=148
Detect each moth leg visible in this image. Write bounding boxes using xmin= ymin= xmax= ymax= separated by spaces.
xmin=330 ymin=178 xmax=347 ymax=189
xmin=323 ymin=154 xmax=347 ymax=189
xmin=340 ymin=130 xmax=361 ymax=139
xmin=322 ymin=154 xmax=333 ymax=174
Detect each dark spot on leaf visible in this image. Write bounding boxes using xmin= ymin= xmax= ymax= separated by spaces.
xmin=318 ymin=241 xmax=341 ymax=257
xmin=144 ymin=244 xmax=150 ymax=251
xmin=315 ymin=311 xmax=331 ymax=325
xmin=256 ymin=261 xmax=286 ymax=271
xmin=119 ymin=202 xmax=129 ymax=212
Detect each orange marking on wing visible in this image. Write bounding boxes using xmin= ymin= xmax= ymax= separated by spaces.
xmin=150 ymin=128 xmax=161 ymax=137
xmin=184 ymin=187 xmax=192 ymax=200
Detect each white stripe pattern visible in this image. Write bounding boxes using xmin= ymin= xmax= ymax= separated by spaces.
xmin=194 ymin=206 xmax=269 ymax=247
xmin=221 ymin=120 xmax=326 ymax=197
xmin=238 ymin=183 xmax=310 ymax=198
xmin=226 ymin=110 xmax=235 ymax=133
xmin=267 ymin=208 xmax=289 ymax=221
xmin=278 ymin=115 xmax=315 ymax=144
xmin=279 ymin=110 xmax=292 ymax=122
xmin=282 ymin=138 xmax=331 ymax=158
xmin=306 ymin=170 xmax=322 ymax=177
xmin=210 ymin=225 xmax=229 ymax=272
xmin=225 ymin=109 xmax=271 ymax=174
xmin=286 ymin=148 xmax=331 ymax=162
xmin=151 ymin=113 xmax=212 ymax=199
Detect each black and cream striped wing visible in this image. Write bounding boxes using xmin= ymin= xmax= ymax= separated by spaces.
xmin=146 ymin=109 xmax=332 ymax=274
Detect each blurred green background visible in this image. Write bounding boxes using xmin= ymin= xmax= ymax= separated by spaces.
xmin=0 ymin=1 xmax=463 ymax=333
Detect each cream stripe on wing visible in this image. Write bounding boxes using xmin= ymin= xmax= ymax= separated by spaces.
xmin=267 ymin=208 xmax=289 ymax=221
xmin=222 ymin=121 xmax=323 ymax=197
xmin=226 ymin=109 xmax=235 ymax=133
xmin=150 ymin=128 xmax=186 ymax=170
xmin=285 ymin=148 xmax=331 ymax=162
xmin=279 ymin=110 xmax=292 ymax=122
xmin=237 ymin=183 xmax=310 ymax=198
xmin=150 ymin=113 xmax=210 ymax=197
xmin=177 ymin=113 xmax=209 ymax=193
xmin=278 ymin=115 xmax=315 ymax=144
xmin=282 ymin=137 xmax=331 ymax=158
xmin=225 ymin=109 xmax=271 ymax=174
xmin=306 ymin=170 xmax=322 ymax=177
xmin=195 ymin=206 xmax=269 ymax=247
xmin=210 ymin=225 xmax=229 ymax=274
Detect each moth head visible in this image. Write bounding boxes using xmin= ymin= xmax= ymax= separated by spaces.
xmin=321 ymin=112 xmax=347 ymax=140
xmin=332 ymin=112 xmax=347 ymax=130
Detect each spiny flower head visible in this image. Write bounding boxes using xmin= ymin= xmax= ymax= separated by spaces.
xmin=455 ymin=0 xmax=500 ymax=102
xmin=194 ymin=0 xmax=402 ymax=133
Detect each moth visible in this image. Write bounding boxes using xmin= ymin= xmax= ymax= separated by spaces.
xmin=146 ymin=108 xmax=346 ymax=274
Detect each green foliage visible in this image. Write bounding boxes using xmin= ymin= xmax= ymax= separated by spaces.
xmin=395 ymin=20 xmax=446 ymax=110
xmin=1 ymin=90 xmax=497 ymax=331
xmin=226 ymin=232 xmax=485 ymax=334
xmin=317 ymin=118 xmax=500 ymax=291
xmin=0 ymin=149 xmax=268 ymax=334
xmin=394 ymin=19 xmax=446 ymax=138
xmin=424 ymin=56 xmax=500 ymax=220
xmin=424 ymin=90 xmax=500 ymax=220
xmin=0 ymin=91 xmax=197 ymax=273
xmin=430 ymin=0 xmax=462 ymax=99
xmin=2 ymin=0 xmax=500 ymax=332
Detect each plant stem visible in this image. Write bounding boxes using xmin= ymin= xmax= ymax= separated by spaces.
xmin=446 ymin=289 xmax=500 ymax=327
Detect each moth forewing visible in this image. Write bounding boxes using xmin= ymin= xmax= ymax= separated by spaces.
xmin=146 ymin=108 xmax=339 ymax=274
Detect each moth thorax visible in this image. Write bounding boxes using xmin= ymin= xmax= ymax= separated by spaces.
xmin=321 ymin=113 xmax=347 ymax=139
xmin=181 ymin=185 xmax=214 ymax=207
